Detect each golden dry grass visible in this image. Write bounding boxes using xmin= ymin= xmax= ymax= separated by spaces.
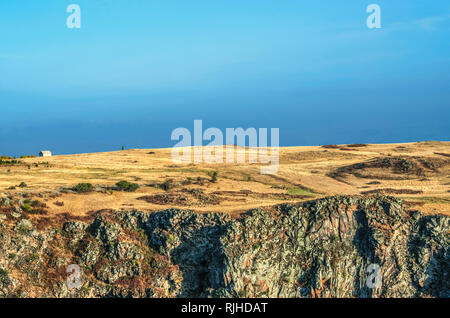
xmin=1 ymin=141 xmax=449 ymax=219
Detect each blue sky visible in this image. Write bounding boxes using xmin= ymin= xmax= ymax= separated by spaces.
xmin=1 ymin=0 xmax=449 ymax=156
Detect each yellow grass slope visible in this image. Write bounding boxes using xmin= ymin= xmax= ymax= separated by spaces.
xmin=1 ymin=141 xmax=449 ymax=219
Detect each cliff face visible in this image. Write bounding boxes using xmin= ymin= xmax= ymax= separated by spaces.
xmin=0 ymin=196 xmax=448 ymax=298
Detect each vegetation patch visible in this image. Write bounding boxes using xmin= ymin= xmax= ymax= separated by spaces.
xmin=209 ymin=171 xmax=219 ymax=183
xmin=22 ymin=199 xmax=48 ymax=215
xmin=73 ymin=183 xmax=94 ymax=193
xmin=403 ymin=196 xmax=450 ymax=205
xmin=22 ymin=203 xmax=32 ymax=212
xmin=434 ymin=152 xmax=450 ymax=158
xmin=116 ymin=181 xmax=140 ymax=192
xmin=157 ymin=179 xmax=176 ymax=191
xmin=138 ymin=189 xmax=221 ymax=206
xmin=287 ymin=187 xmax=317 ymax=197
xmin=283 ymin=150 xmax=358 ymax=163
xmin=149 ymin=175 xmax=215 ymax=191
xmin=361 ymin=188 xmax=423 ymax=195
xmin=0 ymin=159 xmax=21 ymax=165
xmin=346 ymin=144 xmax=367 ymax=148
xmin=328 ymin=156 xmax=449 ymax=182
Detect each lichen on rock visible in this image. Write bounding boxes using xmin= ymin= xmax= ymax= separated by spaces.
xmin=0 ymin=195 xmax=447 ymax=298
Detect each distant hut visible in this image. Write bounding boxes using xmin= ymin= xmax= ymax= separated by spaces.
xmin=39 ymin=150 xmax=52 ymax=157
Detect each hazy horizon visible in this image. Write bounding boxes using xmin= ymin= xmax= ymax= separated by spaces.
xmin=1 ymin=1 xmax=449 ymax=157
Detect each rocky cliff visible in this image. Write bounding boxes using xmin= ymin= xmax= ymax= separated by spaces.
xmin=0 ymin=196 xmax=448 ymax=298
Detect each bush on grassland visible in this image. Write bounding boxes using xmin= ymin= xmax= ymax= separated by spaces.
xmin=209 ymin=171 xmax=218 ymax=183
xmin=73 ymin=183 xmax=93 ymax=193
xmin=116 ymin=180 xmax=140 ymax=192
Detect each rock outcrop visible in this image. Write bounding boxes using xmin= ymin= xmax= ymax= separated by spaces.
xmin=0 ymin=196 xmax=448 ymax=298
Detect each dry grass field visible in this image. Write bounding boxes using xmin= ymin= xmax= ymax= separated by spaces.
xmin=1 ymin=141 xmax=449 ymax=224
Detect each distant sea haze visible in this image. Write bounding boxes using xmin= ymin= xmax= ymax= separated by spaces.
xmin=1 ymin=1 xmax=450 ymax=157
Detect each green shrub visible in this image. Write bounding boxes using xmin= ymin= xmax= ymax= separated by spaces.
xmin=30 ymin=200 xmax=46 ymax=208
xmin=73 ymin=183 xmax=93 ymax=193
xmin=210 ymin=171 xmax=218 ymax=183
xmin=116 ymin=180 xmax=139 ymax=192
xmin=22 ymin=204 xmax=32 ymax=212
xmin=159 ymin=179 xmax=174 ymax=191
xmin=0 ymin=159 xmax=20 ymax=165
xmin=167 ymin=234 xmax=176 ymax=244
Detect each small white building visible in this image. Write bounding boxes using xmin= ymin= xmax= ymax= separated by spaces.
xmin=39 ymin=150 xmax=52 ymax=157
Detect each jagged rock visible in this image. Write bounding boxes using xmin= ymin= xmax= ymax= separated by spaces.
xmin=140 ymin=196 xmax=449 ymax=298
xmin=63 ymin=221 xmax=87 ymax=241
xmin=88 ymin=216 xmax=122 ymax=243
xmin=0 ymin=269 xmax=18 ymax=297
xmin=80 ymin=241 xmax=101 ymax=266
xmin=108 ymin=242 xmax=144 ymax=261
xmin=116 ymin=210 xmax=145 ymax=229
xmin=94 ymin=261 xmax=141 ymax=284
xmin=0 ymin=195 xmax=447 ymax=298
